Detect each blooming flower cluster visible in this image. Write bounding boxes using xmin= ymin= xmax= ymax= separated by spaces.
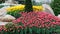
xmin=12 ymin=12 xmax=60 ymax=29
xmin=6 ymin=5 xmax=44 ymax=12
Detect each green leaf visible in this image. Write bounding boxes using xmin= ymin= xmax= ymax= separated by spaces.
xmin=45 ymin=29 xmax=50 ymax=34
xmin=41 ymin=28 xmax=45 ymax=34
xmin=29 ymin=28 xmax=32 ymax=34
xmin=24 ymin=28 xmax=27 ymax=34
xmin=37 ymin=28 xmax=41 ymax=34
xmin=20 ymin=29 xmax=23 ymax=34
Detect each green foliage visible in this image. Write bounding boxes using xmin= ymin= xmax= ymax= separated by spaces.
xmin=51 ymin=0 xmax=60 ymax=16
xmin=0 ymin=5 xmax=4 ymax=8
xmin=25 ymin=0 xmax=33 ymax=12
xmin=7 ymin=10 xmax=22 ymax=18
xmin=54 ymin=26 xmax=60 ymax=33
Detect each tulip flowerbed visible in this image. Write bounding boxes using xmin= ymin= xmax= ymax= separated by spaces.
xmin=6 ymin=5 xmax=44 ymax=12
xmin=1 ymin=0 xmax=60 ymax=34
xmin=7 ymin=5 xmax=44 ymax=18
xmin=0 ymin=12 xmax=60 ymax=34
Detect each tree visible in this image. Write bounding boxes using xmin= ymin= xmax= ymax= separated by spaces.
xmin=25 ymin=0 xmax=33 ymax=12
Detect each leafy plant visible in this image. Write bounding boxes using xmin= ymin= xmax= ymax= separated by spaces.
xmin=7 ymin=10 xmax=22 ymax=18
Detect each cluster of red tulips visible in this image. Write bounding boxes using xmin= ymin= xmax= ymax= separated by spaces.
xmin=0 ymin=12 xmax=59 ymax=34
xmin=12 ymin=12 xmax=60 ymax=29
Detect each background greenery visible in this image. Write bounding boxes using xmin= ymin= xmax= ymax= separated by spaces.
xmin=51 ymin=0 xmax=60 ymax=16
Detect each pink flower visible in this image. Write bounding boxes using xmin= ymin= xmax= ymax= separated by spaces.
xmin=12 ymin=20 xmax=18 ymax=24
xmin=16 ymin=18 xmax=21 ymax=23
xmin=0 ymin=28 xmax=3 ymax=31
